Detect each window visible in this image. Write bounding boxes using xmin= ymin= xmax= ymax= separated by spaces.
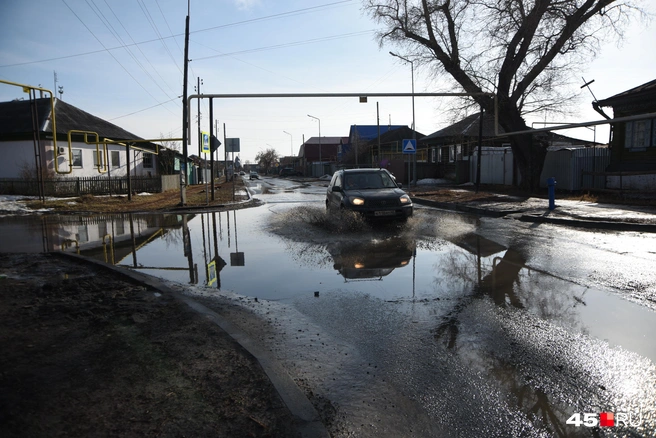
xmin=624 ymin=118 xmax=655 ymax=149
xmin=72 ymin=149 xmax=83 ymax=167
xmin=76 ymin=225 xmax=88 ymax=243
xmin=115 ymin=220 xmax=125 ymax=235
xmin=143 ymin=153 xmax=153 ymax=169
xmin=111 ymin=151 xmax=120 ymax=168
xmin=93 ymin=150 xmax=104 ymax=167
xmin=333 ymin=173 xmax=342 ymax=189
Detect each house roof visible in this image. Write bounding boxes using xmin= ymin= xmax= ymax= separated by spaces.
xmin=299 ymin=137 xmax=340 ymax=160
xmin=349 ymin=125 xmax=406 ymax=141
xmin=421 ymin=113 xmax=504 ymax=143
xmin=0 ymin=98 xmax=144 ymax=142
xmin=366 ymin=125 xmax=425 ymax=145
xmin=303 ymin=136 xmax=343 ymax=145
xmin=597 ymin=79 xmax=656 ymax=108
xmin=420 ymin=113 xmax=594 ymax=147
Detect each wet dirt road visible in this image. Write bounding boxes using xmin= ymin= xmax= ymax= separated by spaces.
xmin=2 ymin=176 xmax=656 ymax=436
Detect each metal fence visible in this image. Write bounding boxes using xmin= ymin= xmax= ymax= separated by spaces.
xmin=542 ymin=147 xmax=610 ymax=191
xmin=0 ymin=176 xmax=162 ymax=197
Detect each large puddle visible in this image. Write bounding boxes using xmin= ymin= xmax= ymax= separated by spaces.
xmin=1 ymin=203 xmax=655 ymax=366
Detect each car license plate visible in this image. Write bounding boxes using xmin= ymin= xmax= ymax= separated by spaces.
xmin=374 ymin=210 xmax=395 ymax=217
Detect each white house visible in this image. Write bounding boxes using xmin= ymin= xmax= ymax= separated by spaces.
xmin=0 ymin=97 xmax=158 ymax=179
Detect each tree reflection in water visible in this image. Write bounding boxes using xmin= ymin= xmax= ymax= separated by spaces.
xmin=430 ymin=236 xmax=591 ymax=436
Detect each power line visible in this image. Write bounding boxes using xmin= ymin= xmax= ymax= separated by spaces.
xmin=102 ymin=0 xmax=181 ymax=100
xmin=0 ymin=0 xmax=357 ymax=68
xmin=191 ymin=30 xmax=375 ymax=62
xmin=109 ymin=95 xmax=182 ymax=121
xmin=154 ymin=0 xmax=184 ymax=75
xmin=136 ymin=0 xmax=182 ymax=77
xmin=62 ymin=0 xmax=179 ymax=117
xmin=86 ymin=0 xmax=179 ymax=102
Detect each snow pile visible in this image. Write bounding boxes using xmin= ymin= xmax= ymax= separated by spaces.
xmin=0 ymin=195 xmax=52 ymax=215
xmin=416 ymin=178 xmax=453 ymax=186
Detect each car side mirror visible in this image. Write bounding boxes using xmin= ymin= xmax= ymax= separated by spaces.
xmin=332 ymin=186 xmax=343 ymax=192
xmin=397 ymin=183 xmax=403 ymax=188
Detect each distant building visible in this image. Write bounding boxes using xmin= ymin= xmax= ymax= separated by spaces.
xmin=340 ymin=125 xmax=406 ymax=162
xmin=299 ymin=136 xmax=341 ymax=176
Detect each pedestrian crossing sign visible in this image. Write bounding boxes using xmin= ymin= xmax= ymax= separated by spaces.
xmin=202 ymin=131 xmax=210 ymax=153
xmin=402 ymin=139 xmax=416 ymax=154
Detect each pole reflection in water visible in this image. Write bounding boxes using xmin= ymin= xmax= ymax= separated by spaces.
xmin=230 ymin=209 xmax=245 ymax=267
xmin=201 ymin=213 xmax=208 ymax=284
xmin=182 ymin=214 xmax=197 ymax=284
xmin=199 ymin=212 xmax=227 ymax=288
xmin=211 ymin=212 xmax=222 ymax=289
xmin=129 ymin=213 xmax=137 ymax=268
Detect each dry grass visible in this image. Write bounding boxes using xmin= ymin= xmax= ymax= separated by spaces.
xmin=25 ymin=177 xmax=250 ymax=213
xmin=411 ymin=184 xmax=656 ymax=207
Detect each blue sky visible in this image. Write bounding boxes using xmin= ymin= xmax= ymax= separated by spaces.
xmin=1 ymin=0 xmax=655 ymax=163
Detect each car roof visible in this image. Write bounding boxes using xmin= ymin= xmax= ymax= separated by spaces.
xmin=341 ymin=168 xmax=388 ymax=173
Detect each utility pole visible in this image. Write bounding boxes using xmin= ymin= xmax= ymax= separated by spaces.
xmin=308 ymin=114 xmax=321 ymax=176
xmin=180 ymin=1 xmax=190 ymax=205
xmin=195 ymin=77 xmax=203 ymax=183
xmin=389 ymin=52 xmax=416 ymax=185
xmin=377 ymin=102 xmax=380 ymax=165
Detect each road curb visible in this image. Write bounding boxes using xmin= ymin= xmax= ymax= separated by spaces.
xmin=517 ymin=213 xmax=656 ymax=232
xmin=413 ymin=198 xmax=656 ymax=232
xmin=52 ymin=251 xmax=330 ymax=438
xmin=412 ymin=197 xmax=522 ymax=217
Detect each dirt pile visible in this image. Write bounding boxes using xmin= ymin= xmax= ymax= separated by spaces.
xmin=0 ymin=253 xmax=298 ymax=437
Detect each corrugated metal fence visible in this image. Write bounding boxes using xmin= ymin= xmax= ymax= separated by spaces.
xmin=470 ymin=147 xmax=515 ymax=185
xmin=0 ymin=176 xmax=162 ymax=197
xmin=540 ymin=147 xmax=610 ymax=191
xmin=469 ymin=147 xmax=610 ymax=191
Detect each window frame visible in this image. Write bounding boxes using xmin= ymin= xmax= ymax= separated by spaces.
xmin=624 ymin=118 xmax=655 ymax=150
xmin=111 ymin=151 xmax=120 ymax=168
xmin=93 ymin=149 xmax=104 ymax=168
xmin=72 ymin=149 xmax=83 ymax=168
xmin=143 ymin=152 xmax=154 ymax=169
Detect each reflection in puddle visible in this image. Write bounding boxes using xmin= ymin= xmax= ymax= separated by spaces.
xmin=328 ymin=237 xmax=414 ymax=281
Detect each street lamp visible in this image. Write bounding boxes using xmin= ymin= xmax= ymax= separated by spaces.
xmin=390 ymin=51 xmax=416 ymax=185
xmin=283 ymin=130 xmax=293 ymax=156
xmin=307 ymin=114 xmax=321 ymax=176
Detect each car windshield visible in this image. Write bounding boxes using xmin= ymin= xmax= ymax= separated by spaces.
xmin=343 ymin=172 xmax=397 ymax=190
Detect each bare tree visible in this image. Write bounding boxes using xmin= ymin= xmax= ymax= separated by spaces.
xmin=365 ymin=0 xmax=644 ymax=190
xmin=255 ymin=148 xmax=279 ymax=174
xmin=158 ymin=133 xmax=180 ymax=175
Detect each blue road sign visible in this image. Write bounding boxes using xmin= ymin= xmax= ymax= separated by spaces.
xmin=402 ymin=139 xmax=417 ymax=154
xmin=201 ymin=131 xmax=210 ymax=153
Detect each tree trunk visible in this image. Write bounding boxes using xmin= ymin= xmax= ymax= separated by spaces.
xmin=487 ymin=99 xmax=546 ymax=192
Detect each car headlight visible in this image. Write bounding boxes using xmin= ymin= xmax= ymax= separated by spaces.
xmin=399 ymin=195 xmax=411 ymax=204
xmin=350 ymin=197 xmax=365 ymax=206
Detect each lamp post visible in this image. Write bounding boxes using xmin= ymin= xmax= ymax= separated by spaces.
xmin=390 ymin=51 xmax=416 ymax=185
xmin=283 ymin=130 xmax=293 ymax=156
xmin=307 ymin=114 xmax=321 ymax=176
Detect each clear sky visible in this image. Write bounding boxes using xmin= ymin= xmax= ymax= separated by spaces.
xmin=1 ymin=0 xmax=654 ymax=164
